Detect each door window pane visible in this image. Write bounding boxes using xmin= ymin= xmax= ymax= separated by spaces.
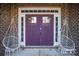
xmin=29 ymin=17 xmax=37 ymax=23
xmin=42 ymin=17 xmax=50 ymax=23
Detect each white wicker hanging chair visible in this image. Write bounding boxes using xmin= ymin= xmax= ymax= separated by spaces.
xmin=60 ymin=15 xmax=75 ymax=55
xmin=2 ymin=4 xmax=20 ymax=56
xmin=59 ymin=4 xmax=75 ymax=55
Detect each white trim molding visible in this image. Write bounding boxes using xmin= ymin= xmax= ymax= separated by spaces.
xmin=18 ymin=7 xmax=61 ymax=47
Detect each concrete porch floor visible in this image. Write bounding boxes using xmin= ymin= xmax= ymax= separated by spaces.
xmin=11 ymin=48 xmax=75 ymax=56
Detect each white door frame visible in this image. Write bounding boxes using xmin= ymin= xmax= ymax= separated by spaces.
xmin=18 ymin=7 xmax=61 ymax=47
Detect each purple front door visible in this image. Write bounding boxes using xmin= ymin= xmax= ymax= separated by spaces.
xmin=26 ymin=14 xmax=54 ymax=46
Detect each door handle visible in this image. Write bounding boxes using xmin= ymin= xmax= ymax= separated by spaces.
xmin=40 ymin=27 xmax=42 ymax=35
xmin=40 ymin=27 xmax=42 ymax=30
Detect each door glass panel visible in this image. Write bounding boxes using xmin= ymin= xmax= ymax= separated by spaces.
xmin=29 ymin=17 xmax=37 ymax=23
xmin=42 ymin=17 xmax=50 ymax=23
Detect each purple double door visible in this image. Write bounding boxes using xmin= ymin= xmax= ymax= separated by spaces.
xmin=26 ymin=14 xmax=54 ymax=46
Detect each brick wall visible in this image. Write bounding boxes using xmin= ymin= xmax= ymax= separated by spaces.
xmin=68 ymin=4 xmax=79 ymax=55
xmin=0 ymin=4 xmax=11 ymax=55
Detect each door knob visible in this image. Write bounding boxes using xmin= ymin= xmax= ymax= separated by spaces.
xmin=40 ymin=27 xmax=42 ymax=30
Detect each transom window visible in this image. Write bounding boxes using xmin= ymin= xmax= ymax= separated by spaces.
xmin=21 ymin=10 xmax=58 ymax=13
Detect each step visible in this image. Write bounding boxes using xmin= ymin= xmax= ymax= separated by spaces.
xmin=12 ymin=48 xmax=61 ymax=56
xmin=11 ymin=48 xmax=74 ymax=56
